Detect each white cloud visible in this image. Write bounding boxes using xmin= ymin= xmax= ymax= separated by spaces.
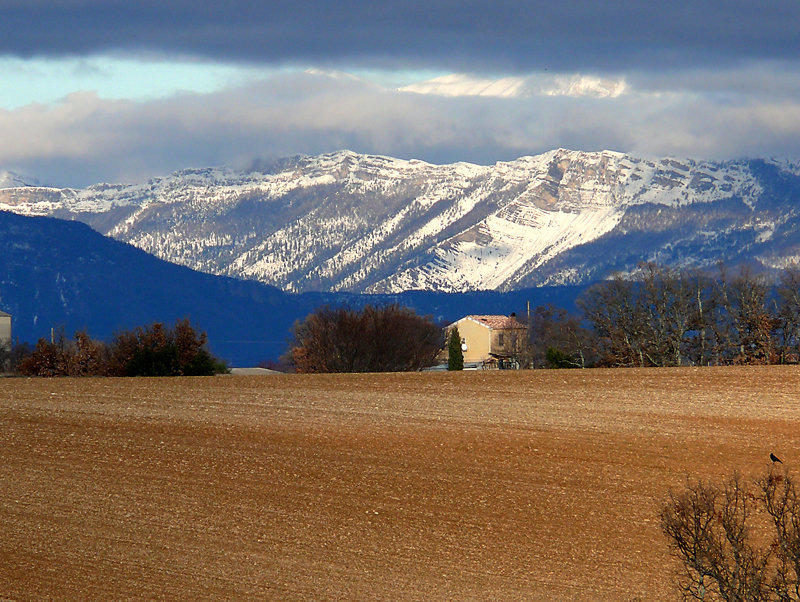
xmin=2 ymin=64 xmax=800 ymax=187
xmin=400 ymin=73 xmax=628 ymax=99
xmin=541 ymin=75 xmax=628 ymax=99
xmin=401 ymin=74 xmax=527 ymax=98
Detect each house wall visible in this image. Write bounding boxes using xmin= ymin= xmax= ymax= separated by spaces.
xmin=454 ymin=318 xmax=492 ymax=363
xmin=0 ymin=313 xmax=10 ymax=349
xmin=489 ymin=327 xmax=527 ymax=357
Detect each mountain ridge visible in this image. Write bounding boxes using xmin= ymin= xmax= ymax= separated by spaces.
xmin=1 ymin=148 xmax=798 ymax=293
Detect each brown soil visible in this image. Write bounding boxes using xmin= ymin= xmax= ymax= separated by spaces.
xmin=2 ymin=366 xmax=799 ymax=600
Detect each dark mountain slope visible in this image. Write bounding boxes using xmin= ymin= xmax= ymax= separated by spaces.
xmin=0 ymin=211 xmax=301 ymax=365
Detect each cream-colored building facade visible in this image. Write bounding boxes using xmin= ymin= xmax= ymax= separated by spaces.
xmin=0 ymin=310 xmax=10 ymax=349
xmin=449 ymin=314 xmax=527 ymax=367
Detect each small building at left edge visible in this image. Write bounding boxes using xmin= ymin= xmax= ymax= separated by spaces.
xmin=0 ymin=309 xmax=11 ymax=349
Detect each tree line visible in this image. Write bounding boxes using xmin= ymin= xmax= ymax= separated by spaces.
xmin=286 ymin=263 xmax=800 ymax=373
xmin=1 ymin=318 xmax=226 ymax=377
xmin=5 ymin=262 xmax=800 ymax=375
xmin=530 ymin=263 xmax=800 ymax=369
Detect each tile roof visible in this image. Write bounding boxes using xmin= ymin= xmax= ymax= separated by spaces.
xmin=465 ymin=315 xmax=527 ymax=330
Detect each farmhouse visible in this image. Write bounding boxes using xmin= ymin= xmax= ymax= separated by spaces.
xmin=448 ymin=314 xmax=528 ymax=369
xmin=0 ymin=310 xmax=10 ymax=349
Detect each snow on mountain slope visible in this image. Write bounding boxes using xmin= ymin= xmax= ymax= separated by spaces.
xmin=377 ymin=204 xmax=621 ymax=292
xmin=0 ymin=148 xmax=794 ymax=294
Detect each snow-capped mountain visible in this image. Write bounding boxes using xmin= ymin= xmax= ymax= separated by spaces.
xmin=2 ymin=148 xmax=799 ymax=293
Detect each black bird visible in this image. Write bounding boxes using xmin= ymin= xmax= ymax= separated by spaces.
xmin=771 ymin=453 xmax=784 ymax=464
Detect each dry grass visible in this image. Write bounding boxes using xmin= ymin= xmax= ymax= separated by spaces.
xmin=2 ymin=366 xmax=799 ymax=600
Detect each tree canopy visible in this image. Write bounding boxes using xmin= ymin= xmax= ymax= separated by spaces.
xmin=290 ymin=304 xmax=443 ymax=373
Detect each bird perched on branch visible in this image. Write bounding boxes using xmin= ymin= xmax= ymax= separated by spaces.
xmin=770 ymin=453 xmax=783 ymax=464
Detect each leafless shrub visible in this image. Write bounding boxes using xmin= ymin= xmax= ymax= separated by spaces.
xmin=16 ymin=319 xmax=223 ymax=377
xmin=661 ymin=468 xmax=800 ymax=600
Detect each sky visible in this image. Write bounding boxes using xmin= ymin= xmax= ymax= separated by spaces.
xmin=2 ymin=0 xmax=800 ymax=187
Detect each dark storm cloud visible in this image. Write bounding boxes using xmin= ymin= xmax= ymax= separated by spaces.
xmin=3 ymin=0 xmax=799 ymax=71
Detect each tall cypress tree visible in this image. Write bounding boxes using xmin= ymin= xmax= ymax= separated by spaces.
xmin=448 ymin=326 xmax=464 ymax=371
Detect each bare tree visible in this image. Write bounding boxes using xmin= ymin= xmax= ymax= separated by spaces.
xmin=682 ymin=271 xmax=718 ymax=367
xmin=578 ymin=264 xmax=784 ymax=368
xmin=759 ymin=471 xmax=800 ymax=598
xmin=527 ymin=304 xmax=594 ymax=368
xmin=578 ymin=266 xmax=703 ymax=367
xmin=661 ymin=468 xmax=800 ymax=601
xmin=17 ymin=328 xmax=71 ymax=377
xmin=65 ymin=330 xmax=106 ymax=376
xmin=711 ymin=266 xmax=777 ymax=365
xmin=578 ymin=275 xmax=647 ymax=366
xmin=638 ymin=263 xmax=704 ymax=367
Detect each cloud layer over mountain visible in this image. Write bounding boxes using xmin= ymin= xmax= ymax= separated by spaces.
xmin=2 ymin=1 xmax=800 ymax=186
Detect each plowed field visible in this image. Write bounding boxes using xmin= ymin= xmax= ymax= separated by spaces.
xmin=2 ymin=366 xmax=800 ymax=600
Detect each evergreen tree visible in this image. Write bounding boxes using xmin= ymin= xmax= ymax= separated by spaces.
xmin=448 ymin=326 xmax=464 ymax=371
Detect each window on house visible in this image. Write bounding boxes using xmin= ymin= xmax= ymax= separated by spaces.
xmin=498 ymin=332 xmax=504 ymax=346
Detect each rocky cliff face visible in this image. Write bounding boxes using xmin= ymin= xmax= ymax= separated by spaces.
xmin=1 ymin=149 xmax=797 ymax=293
